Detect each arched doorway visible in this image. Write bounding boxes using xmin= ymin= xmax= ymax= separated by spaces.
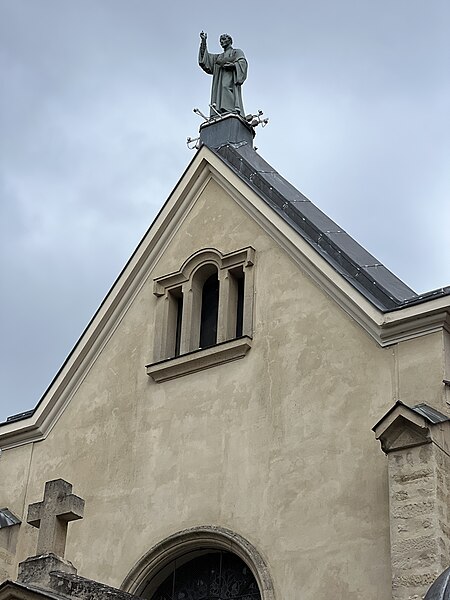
xmin=122 ymin=526 xmax=275 ymax=600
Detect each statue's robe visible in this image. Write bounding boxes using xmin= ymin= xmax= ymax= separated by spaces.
xmin=199 ymin=46 xmax=247 ymax=117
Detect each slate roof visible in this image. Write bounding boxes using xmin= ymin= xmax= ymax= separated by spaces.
xmin=411 ymin=403 xmax=450 ymax=424
xmin=212 ymin=140 xmax=450 ymax=311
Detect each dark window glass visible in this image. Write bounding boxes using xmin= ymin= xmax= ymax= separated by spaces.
xmin=150 ymin=550 xmax=261 ymax=600
xmin=174 ymin=296 xmax=183 ymax=357
xmin=236 ymin=276 xmax=244 ymax=338
xmin=199 ymin=273 xmax=219 ymax=348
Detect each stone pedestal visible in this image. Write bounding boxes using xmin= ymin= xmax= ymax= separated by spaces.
xmin=18 ymin=553 xmax=77 ymax=589
xmin=199 ymin=114 xmax=255 ymax=149
xmin=374 ymin=402 xmax=450 ymax=600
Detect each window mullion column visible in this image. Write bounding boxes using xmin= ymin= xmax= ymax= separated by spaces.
xmin=179 ymin=282 xmax=193 ymax=354
xmin=242 ymin=264 xmax=254 ymax=338
xmin=180 ymin=280 xmax=203 ymax=353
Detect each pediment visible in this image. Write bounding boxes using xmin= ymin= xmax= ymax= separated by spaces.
xmin=381 ymin=417 xmax=431 ymax=453
xmin=373 ymin=404 xmax=432 ymax=453
xmin=1 ymin=145 xmax=449 ymax=450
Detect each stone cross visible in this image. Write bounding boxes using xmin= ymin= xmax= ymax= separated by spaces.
xmin=27 ymin=479 xmax=85 ymax=557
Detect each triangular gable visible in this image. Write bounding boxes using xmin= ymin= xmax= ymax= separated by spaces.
xmin=373 ymin=400 xmax=450 ymax=453
xmin=1 ymin=144 xmax=450 ymax=449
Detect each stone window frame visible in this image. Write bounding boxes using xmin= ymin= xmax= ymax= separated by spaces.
xmin=121 ymin=525 xmax=275 ymax=600
xmin=146 ymin=247 xmax=255 ymax=382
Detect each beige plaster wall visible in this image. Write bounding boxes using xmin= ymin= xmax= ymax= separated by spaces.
xmin=0 ymin=443 xmax=33 ymax=582
xmin=395 ymin=332 xmax=447 ymax=413
xmin=0 ymin=177 xmax=446 ymax=598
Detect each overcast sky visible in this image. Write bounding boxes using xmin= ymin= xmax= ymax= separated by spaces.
xmin=1 ymin=0 xmax=449 ymax=422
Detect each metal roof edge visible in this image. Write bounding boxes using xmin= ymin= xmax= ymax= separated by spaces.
xmin=214 ymin=143 xmax=421 ymax=312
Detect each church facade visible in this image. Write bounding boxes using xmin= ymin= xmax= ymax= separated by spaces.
xmin=1 ymin=115 xmax=450 ymax=600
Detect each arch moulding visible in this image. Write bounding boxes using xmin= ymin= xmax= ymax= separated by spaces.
xmin=121 ymin=525 xmax=276 ymax=600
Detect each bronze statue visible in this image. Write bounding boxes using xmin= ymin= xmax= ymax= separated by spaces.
xmin=198 ymin=32 xmax=247 ymax=118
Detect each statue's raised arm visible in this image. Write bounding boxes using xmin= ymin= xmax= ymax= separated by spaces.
xmin=199 ymin=31 xmax=207 ymax=56
xmin=198 ymin=32 xmax=247 ymax=118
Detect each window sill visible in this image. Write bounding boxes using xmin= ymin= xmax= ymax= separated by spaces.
xmin=146 ymin=336 xmax=252 ymax=383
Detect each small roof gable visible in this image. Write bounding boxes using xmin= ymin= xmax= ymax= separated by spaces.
xmin=372 ymin=400 xmax=450 ymax=432
xmin=372 ymin=400 xmax=450 ymax=454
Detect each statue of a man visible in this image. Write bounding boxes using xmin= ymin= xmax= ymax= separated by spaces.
xmin=198 ymin=32 xmax=248 ymax=118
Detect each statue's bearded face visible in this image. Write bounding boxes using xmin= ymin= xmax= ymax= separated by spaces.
xmin=220 ymin=35 xmax=232 ymax=48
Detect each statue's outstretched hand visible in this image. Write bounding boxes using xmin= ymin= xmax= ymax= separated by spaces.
xmin=200 ymin=31 xmax=207 ymax=41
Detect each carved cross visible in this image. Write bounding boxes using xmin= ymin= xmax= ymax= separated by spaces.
xmin=27 ymin=479 xmax=85 ymax=557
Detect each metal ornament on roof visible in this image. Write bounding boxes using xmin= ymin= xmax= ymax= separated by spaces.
xmin=187 ymin=109 xmax=268 ymax=150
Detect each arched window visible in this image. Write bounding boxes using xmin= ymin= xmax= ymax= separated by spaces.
xmin=142 ymin=549 xmax=261 ymax=600
xmin=148 ymin=248 xmax=255 ymax=381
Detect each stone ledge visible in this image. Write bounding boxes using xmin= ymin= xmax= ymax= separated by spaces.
xmin=47 ymin=571 xmax=141 ymax=600
xmin=0 ymin=580 xmax=65 ymax=599
xmin=12 ymin=554 xmax=142 ymax=600
xmin=146 ymin=336 xmax=252 ymax=382
xmin=0 ymin=573 xmax=142 ymax=600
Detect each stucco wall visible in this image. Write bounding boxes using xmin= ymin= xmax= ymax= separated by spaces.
xmin=0 ymin=177 xmax=445 ymax=599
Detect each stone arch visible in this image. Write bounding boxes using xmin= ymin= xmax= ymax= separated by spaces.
xmin=121 ymin=525 xmax=275 ymax=600
xmin=180 ymin=248 xmax=224 ymax=281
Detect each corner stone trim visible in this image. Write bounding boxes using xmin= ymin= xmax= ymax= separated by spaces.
xmin=373 ymin=402 xmax=450 ymax=600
